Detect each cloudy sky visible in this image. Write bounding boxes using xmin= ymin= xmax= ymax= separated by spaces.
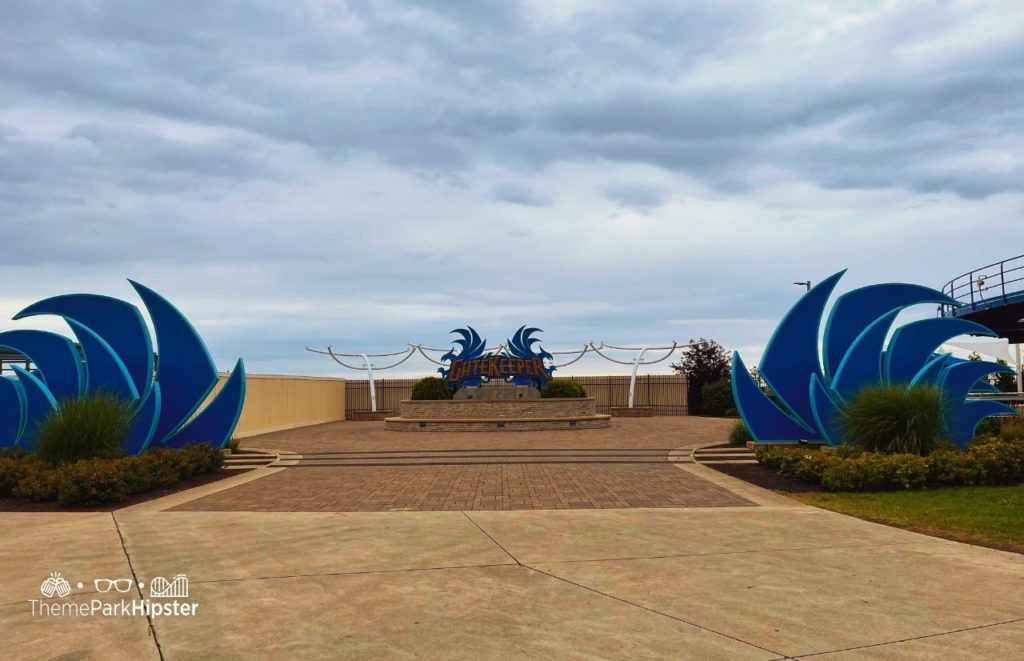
xmin=1 ymin=1 xmax=1021 ymax=377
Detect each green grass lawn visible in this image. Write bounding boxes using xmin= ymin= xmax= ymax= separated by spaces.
xmin=794 ymin=485 xmax=1024 ymax=554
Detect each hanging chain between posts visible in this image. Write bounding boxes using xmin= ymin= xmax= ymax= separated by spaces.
xmin=306 ymin=340 xmax=692 ymax=410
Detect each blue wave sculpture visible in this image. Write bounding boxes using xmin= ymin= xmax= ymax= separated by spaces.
xmin=437 ymin=326 xmax=489 ymax=382
xmin=732 ymin=271 xmax=1017 ymax=447
xmin=0 ymin=282 xmax=246 ymax=453
xmin=505 ymin=325 xmax=555 ymax=386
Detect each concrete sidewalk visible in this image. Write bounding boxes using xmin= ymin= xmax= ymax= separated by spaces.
xmin=2 ymin=504 xmax=1023 ymax=659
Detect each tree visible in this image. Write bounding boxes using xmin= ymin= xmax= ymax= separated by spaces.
xmin=748 ymin=365 xmax=766 ymax=389
xmin=671 ymin=338 xmax=731 ymax=415
xmin=993 ymin=359 xmax=1019 ymax=393
xmin=967 ymin=353 xmax=1018 ymax=392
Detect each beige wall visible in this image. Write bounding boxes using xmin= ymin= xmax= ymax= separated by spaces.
xmin=208 ymin=373 xmax=346 ymax=438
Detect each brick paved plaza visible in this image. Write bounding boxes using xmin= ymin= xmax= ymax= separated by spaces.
xmin=175 ymin=417 xmax=752 ymax=511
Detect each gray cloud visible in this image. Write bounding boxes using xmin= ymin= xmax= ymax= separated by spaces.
xmin=491 ymin=182 xmax=552 ymax=207
xmin=605 ymin=184 xmax=664 ymax=211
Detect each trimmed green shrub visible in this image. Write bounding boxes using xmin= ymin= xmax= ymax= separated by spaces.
xmin=0 ymin=455 xmax=45 ymax=497
xmin=122 ymin=452 xmax=180 ymax=492
xmin=779 ymin=451 xmax=832 ymax=483
xmin=35 ymin=392 xmax=135 ymax=465
xmin=820 ymin=453 xmax=930 ymax=491
xmin=728 ymin=422 xmax=752 ymax=446
xmin=929 ymin=449 xmax=985 ymax=487
xmin=754 ymin=444 xmax=787 ymax=469
xmin=0 ymin=443 xmax=225 ymax=506
xmin=540 ymin=378 xmax=587 ymax=398
xmin=56 ymin=458 xmax=131 ymax=506
xmin=754 ymin=438 xmax=1024 ymax=492
xmin=11 ymin=466 xmax=59 ymax=501
xmin=701 ymin=380 xmax=734 ymax=417
xmin=842 ymin=384 xmax=945 ymax=456
xmin=967 ymin=437 xmax=1024 ymax=485
xmin=173 ymin=443 xmax=225 ymax=479
xmin=410 ymin=376 xmax=453 ymax=400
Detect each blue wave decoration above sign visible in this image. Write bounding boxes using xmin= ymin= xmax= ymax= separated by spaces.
xmin=731 ymin=271 xmax=1017 ymax=447
xmin=0 ymin=282 xmax=245 ymax=453
xmin=437 ymin=325 xmax=555 ymax=389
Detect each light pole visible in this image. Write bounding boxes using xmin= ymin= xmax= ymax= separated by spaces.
xmin=793 ymin=281 xmax=811 ymax=292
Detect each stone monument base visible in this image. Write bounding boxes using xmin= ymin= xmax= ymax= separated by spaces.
xmin=385 ymin=397 xmax=611 ymax=432
xmin=454 ymin=386 xmax=540 ymax=401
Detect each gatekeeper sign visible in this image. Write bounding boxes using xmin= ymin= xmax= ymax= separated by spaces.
xmin=438 ymin=326 xmax=555 ymax=389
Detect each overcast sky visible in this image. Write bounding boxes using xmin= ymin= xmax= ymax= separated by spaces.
xmin=1 ymin=1 xmax=1021 ymax=377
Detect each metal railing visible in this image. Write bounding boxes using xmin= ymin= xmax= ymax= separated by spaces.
xmin=0 ymin=350 xmax=30 ymax=376
xmin=941 ymin=253 xmax=1024 ymax=316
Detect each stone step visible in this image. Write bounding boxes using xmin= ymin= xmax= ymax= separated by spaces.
xmin=694 ymin=450 xmax=755 ymax=456
xmin=699 ymin=459 xmax=759 ymax=465
xmin=283 ymin=459 xmax=683 ymax=467
xmin=692 ymin=450 xmax=749 ymax=456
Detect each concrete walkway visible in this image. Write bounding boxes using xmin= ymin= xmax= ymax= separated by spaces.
xmin=2 ymin=419 xmax=1023 ymax=659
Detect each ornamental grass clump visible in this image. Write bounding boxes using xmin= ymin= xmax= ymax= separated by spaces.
xmin=35 ymin=392 xmax=135 ymax=465
xmin=728 ymin=422 xmax=752 ymax=446
xmin=842 ymin=384 xmax=945 ymax=456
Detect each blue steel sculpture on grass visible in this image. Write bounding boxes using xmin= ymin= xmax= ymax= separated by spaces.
xmin=731 ymin=270 xmax=1017 ymax=448
xmin=0 ymin=281 xmax=246 ymax=453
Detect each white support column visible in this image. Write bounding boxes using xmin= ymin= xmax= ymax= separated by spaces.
xmin=361 ymin=353 xmax=377 ymax=412
xmin=1016 ymin=343 xmax=1022 ymax=394
xmin=628 ymin=348 xmax=650 ymax=408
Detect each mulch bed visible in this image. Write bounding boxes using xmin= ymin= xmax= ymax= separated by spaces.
xmin=705 ymin=462 xmax=825 ymax=493
xmin=0 ymin=469 xmax=249 ymax=513
xmin=698 ymin=443 xmax=825 ymax=493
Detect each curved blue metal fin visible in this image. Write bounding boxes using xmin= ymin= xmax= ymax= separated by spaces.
xmin=130 ymin=281 xmax=219 ymax=442
xmin=0 ymin=330 xmax=83 ymax=402
xmin=14 ymin=293 xmax=153 ymax=399
xmin=945 ymin=400 xmax=1018 ymax=448
xmin=971 ymin=379 xmax=1002 ymax=394
xmin=0 ymin=376 xmax=26 ymax=448
xmin=823 ymin=283 xmax=956 ymax=380
xmin=67 ymin=320 xmax=139 ymax=402
xmin=731 ymin=353 xmax=820 ymax=442
xmin=124 ymin=384 xmax=161 ymax=455
xmin=937 ymin=360 xmax=1014 ymax=409
xmin=758 ymin=270 xmax=846 ymax=431
xmin=831 ymin=309 xmax=901 ymax=402
xmin=163 ymin=360 xmax=246 ymax=449
xmin=10 ymin=366 xmax=57 ymax=451
xmin=809 ymin=374 xmax=845 ymax=446
xmin=910 ymin=353 xmax=952 ymax=387
xmin=886 ymin=318 xmax=996 ymax=385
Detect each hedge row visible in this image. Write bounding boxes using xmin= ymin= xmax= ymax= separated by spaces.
xmin=755 ymin=437 xmax=1024 ymax=491
xmin=0 ymin=444 xmax=224 ymax=506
